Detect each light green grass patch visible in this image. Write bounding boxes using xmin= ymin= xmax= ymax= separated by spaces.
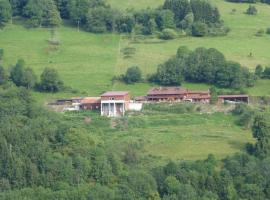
xmin=0 ymin=24 xmax=120 ymax=100
xmin=107 ymin=0 xmax=164 ymax=10
xmin=107 ymin=112 xmax=254 ymax=163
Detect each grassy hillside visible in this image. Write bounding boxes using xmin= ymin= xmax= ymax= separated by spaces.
xmin=66 ymin=109 xmax=254 ymax=164
xmin=0 ymin=24 xmax=120 ymax=99
xmin=116 ymin=0 xmax=270 ymax=75
xmin=1 ymin=0 xmax=270 ymax=101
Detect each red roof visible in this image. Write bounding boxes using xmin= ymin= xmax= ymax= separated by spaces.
xmin=101 ymin=91 xmax=129 ymax=97
xmin=147 ymin=87 xmax=188 ymax=95
xmin=81 ymin=97 xmax=101 ymax=104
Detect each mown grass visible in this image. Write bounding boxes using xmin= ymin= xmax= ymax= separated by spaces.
xmin=0 ymin=24 xmax=120 ymax=102
xmin=107 ymin=0 xmax=164 ymax=10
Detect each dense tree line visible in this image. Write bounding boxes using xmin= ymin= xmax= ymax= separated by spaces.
xmin=0 ymin=0 xmax=228 ymax=37
xmin=149 ymin=46 xmax=256 ymax=89
xmin=0 ymin=90 xmax=270 ymax=199
xmin=227 ymin=0 xmax=270 ymax=4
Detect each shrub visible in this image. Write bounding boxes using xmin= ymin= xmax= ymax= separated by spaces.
xmin=39 ymin=67 xmax=64 ymax=92
xmin=262 ymin=67 xmax=270 ymax=79
xmin=245 ymin=5 xmax=257 ymax=15
xmin=255 ymin=29 xmax=264 ymax=37
xmin=266 ymin=27 xmax=270 ymax=34
xmin=122 ymin=66 xmax=142 ymax=84
xmin=191 ymin=22 xmax=208 ymax=37
xmin=159 ymin=28 xmax=177 ymax=40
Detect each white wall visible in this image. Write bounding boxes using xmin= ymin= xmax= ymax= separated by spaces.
xmin=129 ymin=102 xmax=143 ymax=111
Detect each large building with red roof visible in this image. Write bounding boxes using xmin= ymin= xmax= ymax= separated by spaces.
xmin=146 ymin=87 xmax=211 ymax=103
xmin=100 ymin=91 xmax=130 ymax=117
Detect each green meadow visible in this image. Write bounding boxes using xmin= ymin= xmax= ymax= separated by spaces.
xmin=65 ymin=109 xmax=254 ymax=163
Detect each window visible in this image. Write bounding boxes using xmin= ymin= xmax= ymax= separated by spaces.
xmin=109 ymin=97 xmax=115 ymax=100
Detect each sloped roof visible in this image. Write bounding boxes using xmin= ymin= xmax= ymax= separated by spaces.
xmin=101 ymin=91 xmax=129 ymax=97
xmin=81 ymin=97 xmax=101 ymax=104
xmin=147 ymin=87 xmax=188 ymax=95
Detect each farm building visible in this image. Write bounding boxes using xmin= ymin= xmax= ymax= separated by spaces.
xmin=218 ymin=95 xmax=249 ymax=104
xmin=80 ymin=97 xmax=101 ymax=111
xmin=101 ymin=91 xmax=130 ymax=117
xmin=146 ymin=87 xmax=210 ymax=103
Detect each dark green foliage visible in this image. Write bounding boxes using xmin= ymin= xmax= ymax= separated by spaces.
xmin=227 ymin=0 xmax=257 ymax=2
xmin=210 ymin=86 xmax=218 ymax=105
xmin=191 ymin=21 xmax=208 ymax=37
xmin=163 ymin=0 xmax=191 ymax=27
xmin=10 ymin=59 xmax=37 ymax=89
xmin=150 ymin=46 xmax=255 ymax=89
xmin=262 ymin=67 xmax=270 ymax=79
xmin=39 ymin=67 xmax=63 ymax=92
xmin=116 ymin=14 xmax=135 ymax=33
xmin=185 ymin=47 xmax=226 ymax=84
xmin=122 ymin=66 xmax=142 ymax=84
xmin=255 ymin=64 xmax=263 ymax=78
xmin=23 ymin=0 xmax=61 ymax=27
xmin=252 ymin=115 xmax=270 ymax=158
xmin=0 ymin=0 xmax=12 ymax=26
xmin=246 ymin=5 xmax=258 ymax=15
xmin=9 ymin=0 xmax=28 ymax=16
xmin=67 ymin=0 xmax=106 ymax=25
xmin=163 ymin=0 xmax=224 ymax=37
xmin=232 ymin=103 xmax=255 ymax=129
xmin=190 ymin=0 xmax=220 ymax=24
xmin=0 ymin=49 xmax=4 ymax=62
xmin=54 ymin=0 xmax=69 ymax=18
xmin=0 ymin=65 xmax=7 ymax=85
xmin=159 ymin=28 xmax=177 ymax=40
xmin=266 ymin=27 xmax=270 ymax=34
xmin=85 ymin=7 xmax=119 ymax=33
xmin=155 ymin=9 xmax=175 ymax=30
xmin=120 ymin=171 xmax=158 ymax=199
xmin=154 ymin=57 xmax=184 ymax=86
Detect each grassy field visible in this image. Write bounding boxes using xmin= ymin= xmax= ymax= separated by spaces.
xmin=108 ymin=0 xmax=164 ymax=10
xmin=115 ymin=0 xmax=270 ymax=75
xmin=65 ymin=109 xmax=254 ymax=164
xmin=1 ymin=0 xmax=270 ymax=101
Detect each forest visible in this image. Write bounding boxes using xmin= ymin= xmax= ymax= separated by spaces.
xmin=0 ymin=0 xmax=228 ymax=36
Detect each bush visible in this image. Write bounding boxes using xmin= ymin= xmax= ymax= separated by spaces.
xmin=255 ymin=29 xmax=264 ymax=37
xmin=266 ymin=27 xmax=270 ymax=34
xmin=262 ymin=67 xmax=270 ymax=79
xmin=191 ymin=22 xmax=208 ymax=37
xmin=159 ymin=28 xmax=177 ymax=40
xmin=245 ymin=5 xmax=257 ymax=15
xmin=123 ymin=66 xmax=142 ymax=84
xmin=39 ymin=67 xmax=64 ymax=92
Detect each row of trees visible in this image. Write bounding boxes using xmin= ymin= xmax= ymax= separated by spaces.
xmin=0 ymin=58 xmax=64 ymax=92
xmin=227 ymin=0 xmax=270 ymax=4
xmin=149 ymin=46 xmax=256 ymax=89
xmin=0 ymin=0 xmax=228 ymax=37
